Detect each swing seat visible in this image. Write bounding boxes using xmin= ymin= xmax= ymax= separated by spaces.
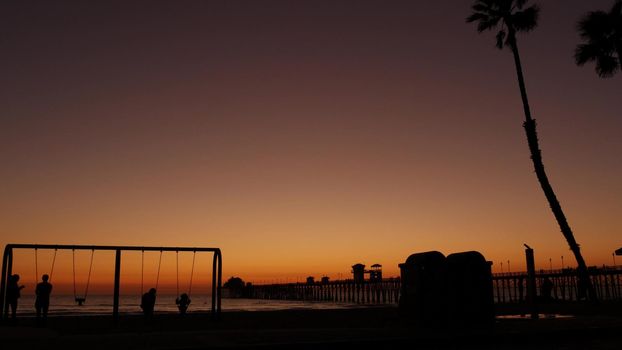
xmin=75 ymin=297 xmax=86 ymax=306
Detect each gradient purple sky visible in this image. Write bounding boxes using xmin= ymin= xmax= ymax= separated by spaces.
xmin=1 ymin=1 xmax=620 ymax=285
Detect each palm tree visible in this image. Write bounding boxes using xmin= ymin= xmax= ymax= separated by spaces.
xmin=575 ymin=0 xmax=622 ymax=78
xmin=466 ymin=0 xmax=596 ymax=301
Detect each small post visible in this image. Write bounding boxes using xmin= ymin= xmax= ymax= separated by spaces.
xmin=113 ymin=249 xmax=121 ymax=324
xmin=524 ymin=244 xmax=538 ymax=319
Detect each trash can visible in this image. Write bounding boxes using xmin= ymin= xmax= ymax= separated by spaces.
xmin=446 ymin=251 xmax=494 ymax=327
xmin=398 ymin=251 xmax=447 ymax=326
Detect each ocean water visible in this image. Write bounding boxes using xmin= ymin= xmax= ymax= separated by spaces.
xmin=11 ymin=294 xmax=366 ymax=317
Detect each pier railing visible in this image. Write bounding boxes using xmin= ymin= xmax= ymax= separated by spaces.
xmin=249 ymin=266 xmax=622 ymax=305
xmin=492 ymin=267 xmax=622 ymax=303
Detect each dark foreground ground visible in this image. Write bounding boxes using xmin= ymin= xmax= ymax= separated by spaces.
xmin=2 ymin=302 xmax=622 ymax=349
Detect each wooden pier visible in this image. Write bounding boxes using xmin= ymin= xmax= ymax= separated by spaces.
xmin=249 ymin=267 xmax=622 ymax=305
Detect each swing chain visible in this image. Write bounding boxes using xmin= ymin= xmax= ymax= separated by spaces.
xmin=34 ymin=248 xmax=38 ymax=284
xmin=72 ymin=249 xmax=95 ymax=305
xmin=188 ymin=251 xmax=196 ymax=296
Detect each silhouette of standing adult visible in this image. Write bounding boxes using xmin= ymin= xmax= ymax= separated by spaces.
xmin=175 ymin=293 xmax=191 ymax=315
xmin=7 ymin=274 xmax=25 ymax=322
xmin=35 ymin=274 xmax=53 ymax=326
xmin=140 ymin=288 xmax=157 ymax=319
xmin=540 ymin=277 xmax=554 ymax=302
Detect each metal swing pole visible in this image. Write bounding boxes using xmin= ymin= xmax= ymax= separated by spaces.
xmin=113 ymin=249 xmax=121 ymax=324
xmin=141 ymin=250 xmax=144 ymax=294
xmin=1 ymin=246 xmax=13 ymax=320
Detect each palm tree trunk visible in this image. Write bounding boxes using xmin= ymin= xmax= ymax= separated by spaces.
xmin=508 ymin=32 xmax=596 ymax=302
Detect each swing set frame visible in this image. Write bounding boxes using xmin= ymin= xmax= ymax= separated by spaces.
xmin=0 ymin=244 xmax=222 ymax=322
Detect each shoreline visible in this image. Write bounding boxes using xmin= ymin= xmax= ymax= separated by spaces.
xmin=2 ymin=303 xmax=622 ymax=349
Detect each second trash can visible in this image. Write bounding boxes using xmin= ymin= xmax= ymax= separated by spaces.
xmin=446 ymin=251 xmax=495 ymax=327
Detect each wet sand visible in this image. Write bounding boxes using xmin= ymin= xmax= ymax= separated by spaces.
xmin=2 ymin=303 xmax=621 ymax=349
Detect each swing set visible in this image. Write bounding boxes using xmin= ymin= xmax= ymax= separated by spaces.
xmin=0 ymin=244 xmax=222 ymax=322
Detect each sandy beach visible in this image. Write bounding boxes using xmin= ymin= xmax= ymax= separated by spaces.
xmin=2 ymin=302 xmax=622 ymax=349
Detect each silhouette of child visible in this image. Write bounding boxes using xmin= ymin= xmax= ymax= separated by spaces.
xmin=7 ymin=274 xmax=25 ymax=322
xmin=175 ymin=293 xmax=191 ymax=315
xmin=140 ymin=288 xmax=157 ymax=319
xmin=35 ymin=274 xmax=53 ymax=326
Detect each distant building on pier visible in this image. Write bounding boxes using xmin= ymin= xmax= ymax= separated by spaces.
xmin=351 ymin=263 xmax=383 ymax=282
xmin=370 ymin=264 xmax=383 ymax=282
xmin=352 ymin=263 xmax=366 ymax=283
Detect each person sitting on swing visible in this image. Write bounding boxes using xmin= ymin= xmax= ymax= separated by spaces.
xmin=140 ymin=288 xmax=157 ymax=319
xmin=175 ymin=293 xmax=191 ymax=315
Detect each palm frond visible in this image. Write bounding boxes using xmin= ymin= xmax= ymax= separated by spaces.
xmin=512 ymin=5 xmax=540 ymax=32
xmin=574 ymin=44 xmax=600 ymax=65
xmin=596 ymin=54 xmax=619 ymax=78
xmin=574 ymin=0 xmax=622 ymax=77
xmin=467 ymin=0 xmax=539 ymax=49
xmin=515 ymin=0 xmax=528 ymax=10
xmin=496 ymin=30 xmax=507 ymax=49
xmin=577 ymin=11 xmax=610 ymax=39
xmin=477 ymin=16 xmax=502 ymax=32
xmin=466 ymin=12 xmax=489 ymax=24
xmin=472 ymin=3 xmax=491 ymax=13
xmin=498 ymin=0 xmax=514 ymax=13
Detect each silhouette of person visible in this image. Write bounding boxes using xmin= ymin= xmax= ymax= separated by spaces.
xmin=540 ymin=277 xmax=554 ymax=302
xmin=7 ymin=274 xmax=25 ymax=322
xmin=35 ymin=274 xmax=53 ymax=326
xmin=140 ymin=288 xmax=157 ymax=319
xmin=175 ymin=293 xmax=191 ymax=315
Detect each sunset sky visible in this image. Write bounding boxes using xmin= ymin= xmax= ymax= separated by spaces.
xmin=1 ymin=0 xmax=620 ymax=293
